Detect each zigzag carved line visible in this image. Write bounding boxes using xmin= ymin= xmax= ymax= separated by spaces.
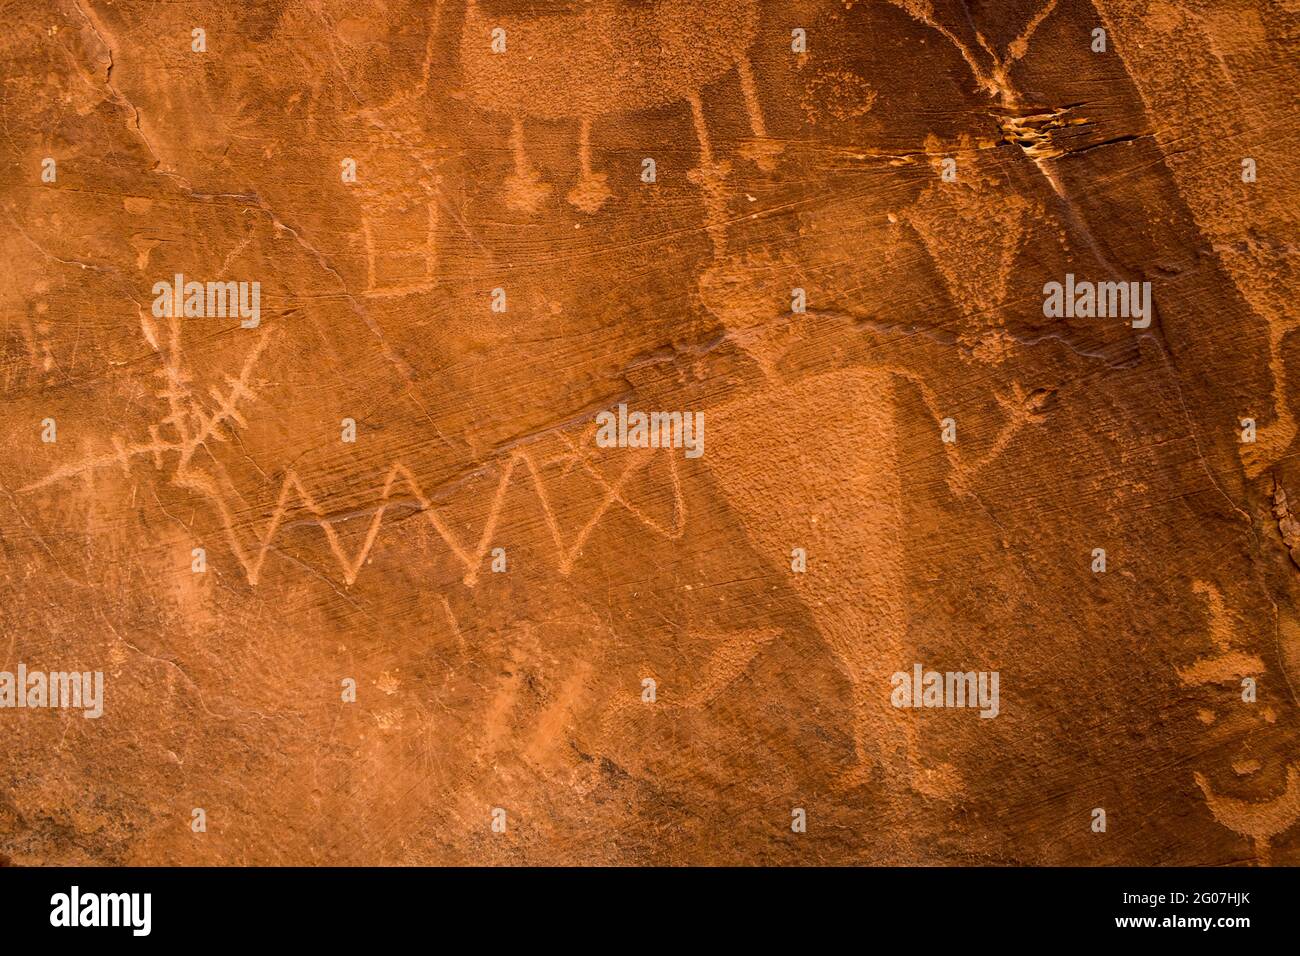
xmin=201 ymin=441 xmax=686 ymax=587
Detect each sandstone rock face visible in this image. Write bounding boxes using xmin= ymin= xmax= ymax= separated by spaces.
xmin=1 ymin=0 xmax=1298 ymax=866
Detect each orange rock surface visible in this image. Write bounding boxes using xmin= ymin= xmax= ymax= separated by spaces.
xmin=2 ymin=0 xmax=1298 ymax=865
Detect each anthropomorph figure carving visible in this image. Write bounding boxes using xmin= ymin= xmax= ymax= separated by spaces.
xmin=459 ymin=0 xmax=778 ymax=217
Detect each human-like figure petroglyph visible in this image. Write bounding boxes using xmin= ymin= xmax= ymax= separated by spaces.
xmin=888 ymin=0 xmax=1133 ymax=287
xmin=280 ymin=0 xmax=455 ymax=300
xmin=1086 ymin=0 xmax=1300 ymax=478
xmin=459 ymin=0 xmax=778 ymax=225
xmin=1181 ymin=580 xmax=1300 ymax=865
xmin=685 ymin=59 xmax=1049 ymax=798
xmin=702 ymin=352 xmax=1045 ymax=800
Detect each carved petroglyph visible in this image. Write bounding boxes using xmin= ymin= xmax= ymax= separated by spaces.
xmin=1091 ymin=0 xmax=1300 ymax=477
xmin=706 ymin=367 xmax=963 ymax=799
xmin=888 ymin=0 xmax=1061 ymax=107
xmin=22 ymin=307 xmax=274 ymax=502
xmin=889 ymin=0 xmax=1121 ymax=279
xmin=215 ymin=432 xmax=686 ymax=589
xmin=904 ymin=136 xmax=1035 ymax=350
xmin=459 ymin=0 xmax=776 ymax=222
xmin=21 ymin=307 xmax=686 ymax=588
xmin=697 ymin=244 xmax=1040 ymax=797
xmin=356 ymin=155 xmax=442 ymax=299
xmin=31 ymin=420 xmax=688 ymax=589
xmin=1196 ymin=764 xmax=1300 ymax=867
xmin=799 ymin=68 xmax=877 ymax=128
xmin=1181 ymin=580 xmax=1298 ymax=864
xmin=566 ymin=117 xmax=612 ymax=214
xmin=1177 ymin=581 xmax=1263 ymax=689
xmin=696 ymin=249 xmax=809 ymax=380
xmin=602 ymin=628 xmax=784 ymax=727
xmin=7 ymin=0 xmax=1298 ymax=868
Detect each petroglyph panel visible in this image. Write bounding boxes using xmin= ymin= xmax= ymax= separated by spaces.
xmin=1 ymin=0 xmax=1298 ymax=866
